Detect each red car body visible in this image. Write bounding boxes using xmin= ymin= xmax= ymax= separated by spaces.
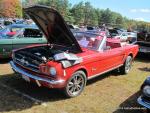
xmin=10 ymin=5 xmax=139 ymax=97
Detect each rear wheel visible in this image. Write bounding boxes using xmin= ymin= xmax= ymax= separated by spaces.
xmin=63 ymin=71 xmax=87 ymax=98
xmin=120 ymin=56 xmax=132 ymax=74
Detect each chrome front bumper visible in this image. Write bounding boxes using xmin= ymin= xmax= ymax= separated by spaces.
xmin=10 ymin=61 xmax=65 ymax=85
xmin=137 ymin=96 xmax=150 ymax=109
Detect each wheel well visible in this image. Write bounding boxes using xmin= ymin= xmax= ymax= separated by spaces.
xmin=128 ymin=53 xmax=133 ymax=58
xmin=77 ymin=68 xmax=88 ymax=78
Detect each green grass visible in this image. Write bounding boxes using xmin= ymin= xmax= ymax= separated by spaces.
xmin=0 ymin=55 xmax=150 ymax=113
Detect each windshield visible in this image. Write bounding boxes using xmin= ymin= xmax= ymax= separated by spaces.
xmin=73 ymin=32 xmax=103 ymax=51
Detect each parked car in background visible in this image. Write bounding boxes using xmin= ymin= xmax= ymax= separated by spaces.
xmin=0 ymin=24 xmax=27 ymax=37
xmin=0 ymin=24 xmax=47 ymax=58
xmin=3 ymin=20 xmax=13 ymax=26
xmin=10 ymin=5 xmax=139 ymax=97
xmin=85 ymin=29 xmax=103 ymax=35
xmin=108 ymin=28 xmax=137 ymax=43
xmin=0 ymin=18 xmax=4 ymax=26
xmin=137 ymin=76 xmax=150 ymax=109
xmin=15 ymin=19 xmax=25 ymax=24
xmin=0 ymin=25 xmax=4 ymax=30
xmin=73 ymin=31 xmax=101 ymax=39
xmin=127 ymin=32 xmax=137 ymax=43
xmin=136 ymin=31 xmax=150 ymax=53
xmin=0 ymin=18 xmax=5 ymax=30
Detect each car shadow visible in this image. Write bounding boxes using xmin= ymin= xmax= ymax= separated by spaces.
xmin=0 ymin=69 xmax=122 ymax=112
xmin=87 ymin=70 xmax=120 ymax=85
xmin=0 ymin=73 xmax=68 ymax=112
xmin=135 ymin=53 xmax=150 ymax=63
xmin=113 ymin=91 xmax=147 ymax=113
xmin=0 ymin=58 xmax=11 ymax=64
xmin=138 ymin=67 xmax=150 ymax=72
xmin=0 ymin=85 xmax=35 ymax=113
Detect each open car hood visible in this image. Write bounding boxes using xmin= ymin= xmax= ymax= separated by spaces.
xmin=24 ymin=5 xmax=82 ymax=53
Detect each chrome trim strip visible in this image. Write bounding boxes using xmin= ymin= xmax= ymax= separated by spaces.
xmin=10 ymin=61 xmax=65 ymax=85
xmin=88 ymin=64 xmax=123 ymax=80
xmin=137 ymin=96 xmax=150 ymax=109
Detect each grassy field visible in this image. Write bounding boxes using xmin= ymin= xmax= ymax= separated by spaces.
xmin=0 ymin=54 xmax=150 ymax=113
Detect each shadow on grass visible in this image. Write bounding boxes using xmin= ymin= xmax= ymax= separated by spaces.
xmin=87 ymin=69 xmax=120 ymax=85
xmin=135 ymin=53 xmax=150 ymax=63
xmin=0 ymin=58 xmax=11 ymax=64
xmin=113 ymin=91 xmax=147 ymax=113
xmin=0 ymin=85 xmax=35 ymax=112
xmin=0 ymin=73 xmax=68 ymax=112
xmin=0 ymin=68 xmax=122 ymax=112
xmin=87 ymin=73 xmax=109 ymax=85
xmin=138 ymin=67 xmax=150 ymax=72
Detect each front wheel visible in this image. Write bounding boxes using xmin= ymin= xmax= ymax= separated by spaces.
xmin=63 ymin=71 xmax=87 ymax=98
xmin=120 ymin=56 xmax=133 ymax=74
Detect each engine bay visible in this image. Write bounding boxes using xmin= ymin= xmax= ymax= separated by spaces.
xmin=13 ymin=45 xmax=82 ymax=70
xmin=14 ymin=45 xmax=64 ymax=63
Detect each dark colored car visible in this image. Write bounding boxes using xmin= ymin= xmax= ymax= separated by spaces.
xmin=137 ymin=31 xmax=150 ymax=53
xmin=137 ymin=76 xmax=150 ymax=109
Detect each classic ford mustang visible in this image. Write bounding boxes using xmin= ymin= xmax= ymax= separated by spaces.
xmin=10 ymin=5 xmax=139 ymax=97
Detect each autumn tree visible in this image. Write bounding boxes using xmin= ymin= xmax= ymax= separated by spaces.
xmin=21 ymin=0 xmax=150 ymax=31
xmin=0 ymin=0 xmax=22 ymax=18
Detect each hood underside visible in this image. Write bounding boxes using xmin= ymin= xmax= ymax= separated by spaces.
xmin=24 ymin=5 xmax=82 ymax=53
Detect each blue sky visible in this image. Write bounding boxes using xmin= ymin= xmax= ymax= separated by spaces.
xmin=69 ymin=0 xmax=150 ymax=22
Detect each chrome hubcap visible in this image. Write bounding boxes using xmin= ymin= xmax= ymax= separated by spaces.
xmin=67 ymin=74 xmax=84 ymax=96
xmin=125 ymin=58 xmax=132 ymax=72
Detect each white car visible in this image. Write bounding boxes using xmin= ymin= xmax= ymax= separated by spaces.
xmin=127 ymin=32 xmax=137 ymax=43
xmin=109 ymin=29 xmax=137 ymax=43
xmin=114 ymin=32 xmax=128 ymax=40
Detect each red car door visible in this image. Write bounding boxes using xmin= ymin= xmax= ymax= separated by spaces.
xmin=88 ymin=47 xmax=125 ymax=78
xmin=102 ymin=47 xmax=125 ymax=69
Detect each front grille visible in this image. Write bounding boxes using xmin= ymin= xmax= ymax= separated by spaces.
xmin=13 ymin=51 xmax=42 ymax=73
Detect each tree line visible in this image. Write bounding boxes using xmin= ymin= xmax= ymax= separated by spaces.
xmin=0 ymin=0 xmax=150 ymax=31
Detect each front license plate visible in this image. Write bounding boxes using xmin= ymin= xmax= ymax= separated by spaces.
xmin=22 ymin=74 xmax=30 ymax=82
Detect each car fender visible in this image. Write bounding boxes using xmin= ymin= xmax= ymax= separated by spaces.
xmin=65 ymin=65 xmax=89 ymax=80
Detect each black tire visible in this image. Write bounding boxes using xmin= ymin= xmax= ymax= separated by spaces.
xmin=63 ymin=71 xmax=87 ymax=98
xmin=120 ymin=56 xmax=133 ymax=74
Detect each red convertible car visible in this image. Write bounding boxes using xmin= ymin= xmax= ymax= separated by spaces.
xmin=10 ymin=5 xmax=139 ymax=97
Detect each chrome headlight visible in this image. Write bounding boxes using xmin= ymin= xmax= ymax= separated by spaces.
xmin=143 ymin=85 xmax=150 ymax=97
xmin=49 ymin=67 xmax=56 ymax=76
